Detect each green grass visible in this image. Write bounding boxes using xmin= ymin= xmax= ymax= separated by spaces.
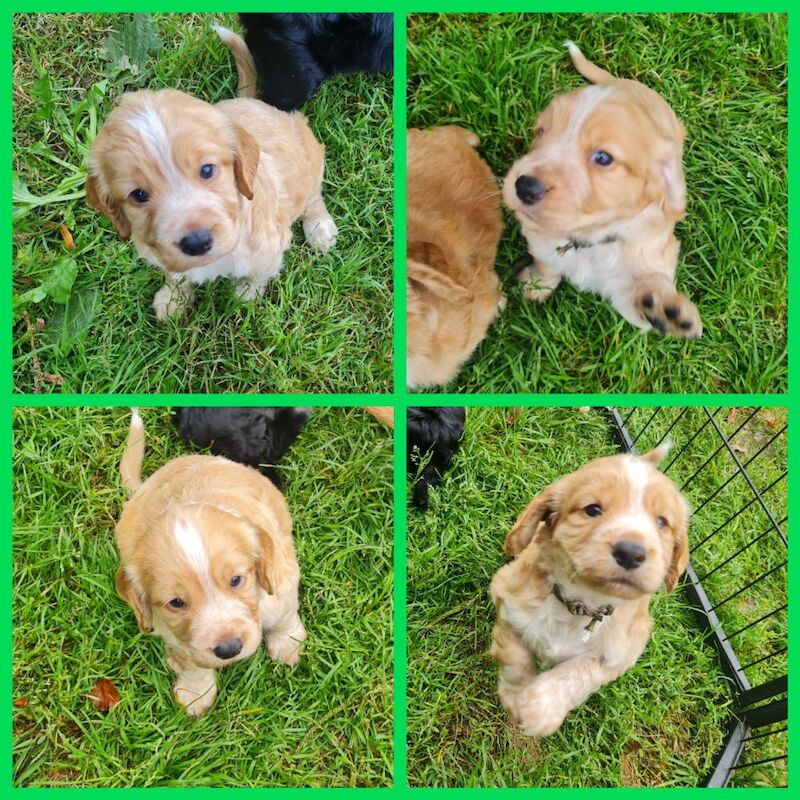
xmin=407 ymin=14 xmax=787 ymax=393
xmin=406 ymin=407 xmax=786 ymax=787
xmin=12 ymin=406 xmax=393 ymax=787
xmin=13 ymin=14 xmax=393 ymax=393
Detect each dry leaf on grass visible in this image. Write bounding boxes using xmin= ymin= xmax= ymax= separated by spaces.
xmin=88 ymin=679 xmax=120 ymax=712
xmin=13 ymin=697 xmax=29 ymax=708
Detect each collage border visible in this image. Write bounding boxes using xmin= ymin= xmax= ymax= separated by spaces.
xmin=5 ymin=0 xmax=795 ymax=792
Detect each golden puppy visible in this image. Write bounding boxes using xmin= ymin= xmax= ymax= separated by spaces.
xmin=407 ymin=126 xmax=505 ymax=388
xmin=116 ymin=410 xmax=306 ymax=717
xmin=504 ymin=42 xmax=701 ymax=338
xmin=87 ymin=27 xmax=336 ymax=321
xmin=490 ymin=446 xmax=690 ymax=736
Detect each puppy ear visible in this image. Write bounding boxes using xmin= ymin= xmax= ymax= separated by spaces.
xmin=85 ymin=172 xmax=132 ymax=240
xmin=639 ymin=441 xmax=671 ymax=467
xmin=407 ymin=257 xmax=474 ymax=304
xmin=504 ymin=486 xmax=556 ymax=556
xmin=231 ymin=122 xmax=260 ymax=201
xmin=663 ymin=520 xmax=690 ymax=593
xmin=115 ymin=566 xmax=153 ymax=632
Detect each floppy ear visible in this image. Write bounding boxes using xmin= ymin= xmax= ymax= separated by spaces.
xmin=407 ymin=257 xmax=474 ymax=304
xmin=231 ymin=122 xmax=260 ymax=201
xmin=663 ymin=517 xmax=690 ymax=592
xmin=504 ymin=485 xmax=557 ymax=556
xmin=85 ymin=172 xmax=132 ymax=240
xmin=115 ymin=566 xmax=152 ymax=632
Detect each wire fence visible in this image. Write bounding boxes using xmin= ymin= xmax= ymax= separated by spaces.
xmin=606 ymin=406 xmax=787 ymax=788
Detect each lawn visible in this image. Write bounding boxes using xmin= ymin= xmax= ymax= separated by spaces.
xmin=406 ymin=406 xmax=786 ymax=787
xmin=12 ymin=406 xmax=393 ymax=787
xmin=13 ymin=14 xmax=393 ymax=393
xmin=407 ymin=14 xmax=787 ymax=394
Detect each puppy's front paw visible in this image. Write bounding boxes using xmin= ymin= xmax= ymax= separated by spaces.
xmin=516 ymin=264 xmax=559 ymax=303
xmin=235 ymin=280 xmax=268 ymax=301
xmin=516 ymin=680 xmax=568 ymax=737
xmin=635 ymin=285 xmax=702 ymax=338
xmin=173 ymin=674 xmax=217 ymax=718
xmin=266 ymin=619 xmax=307 ymax=666
xmin=303 ymin=216 xmax=338 ymax=253
xmin=153 ymin=283 xmax=193 ymax=322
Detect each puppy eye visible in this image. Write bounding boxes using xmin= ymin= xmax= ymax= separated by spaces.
xmin=534 ymin=126 xmax=545 ymax=137
xmin=129 ymin=188 xmax=150 ymax=203
xmin=230 ymin=575 xmax=243 ymax=588
xmin=167 ymin=597 xmax=186 ymax=609
xmin=584 ymin=504 xmax=603 ymax=517
xmin=590 ymin=150 xmax=614 ymax=167
xmin=656 ymin=516 xmax=669 ymax=529
xmin=199 ymin=164 xmax=215 ymax=179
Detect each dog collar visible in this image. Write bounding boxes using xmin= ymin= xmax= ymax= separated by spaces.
xmin=552 ymin=583 xmax=615 ymax=641
xmin=555 ymin=233 xmax=619 ymax=257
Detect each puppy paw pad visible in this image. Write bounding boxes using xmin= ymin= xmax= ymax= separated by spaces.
xmin=635 ymin=287 xmax=702 ymax=339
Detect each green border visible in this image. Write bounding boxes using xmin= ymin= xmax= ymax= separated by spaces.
xmin=6 ymin=2 xmax=794 ymax=793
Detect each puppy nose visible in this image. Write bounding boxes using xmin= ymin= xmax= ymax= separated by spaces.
xmin=612 ymin=541 xmax=647 ymax=570
xmin=178 ymin=229 xmax=213 ymax=256
xmin=213 ymin=637 xmax=243 ymax=660
xmin=515 ymin=175 xmax=547 ymax=205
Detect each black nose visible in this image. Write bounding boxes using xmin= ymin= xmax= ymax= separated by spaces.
xmin=515 ymin=175 xmax=547 ymax=205
xmin=612 ymin=541 xmax=647 ymax=570
xmin=213 ymin=637 xmax=243 ymax=660
xmin=178 ymin=229 xmax=213 ymax=256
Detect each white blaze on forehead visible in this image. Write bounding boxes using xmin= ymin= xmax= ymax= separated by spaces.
xmin=173 ymin=519 xmax=212 ymax=586
xmin=129 ymin=104 xmax=182 ymax=187
xmin=622 ymin=455 xmax=652 ymax=511
xmin=541 ymin=85 xmax=612 ymax=162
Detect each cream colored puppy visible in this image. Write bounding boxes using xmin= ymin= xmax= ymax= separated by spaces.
xmin=407 ymin=126 xmax=505 ymax=387
xmin=116 ymin=410 xmax=306 ymax=717
xmin=490 ymin=446 xmax=690 ymax=736
xmin=504 ymin=42 xmax=701 ymax=337
xmin=87 ymin=27 xmax=336 ymax=321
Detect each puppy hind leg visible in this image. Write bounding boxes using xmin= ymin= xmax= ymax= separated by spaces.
xmin=302 ymin=189 xmax=338 ymax=253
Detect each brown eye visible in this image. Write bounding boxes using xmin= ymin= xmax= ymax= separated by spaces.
xmin=656 ymin=516 xmax=668 ymax=529
xmin=167 ymin=597 xmax=186 ymax=609
xmin=584 ymin=504 xmax=603 ymax=518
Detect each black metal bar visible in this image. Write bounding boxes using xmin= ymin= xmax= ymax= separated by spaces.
xmin=737 ymin=676 xmax=788 ymax=710
xmin=630 ymin=407 xmax=661 ymax=447
xmin=732 ymin=753 xmax=788 ymax=770
xmin=726 ymin=605 xmax=787 ymax=641
xmin=704 ymin=720 xmax=745 ymax=787
xmin=652 ymin=407 xmax=689 ymax=449
xmin=711 ymin=561 xmax=787 ymax=612
xmin=743 ymin=726 xmax=788 ymax=743
xmin=740 ymin=647 xmax=787 ymax=672
xmin=698 ymin=519 xmax=787 ymax=580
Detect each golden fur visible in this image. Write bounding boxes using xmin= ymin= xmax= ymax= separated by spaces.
xmin=87 ymin=28 xmax=336 ymax=320
xmin=115 ymin=410 xmax=305 ymax=717
xmin=406 ymin=126 xmax=505 ymax=387
xmin=503 ymin=42 xmax=701 ymax=337
xmin=490 ymin=446 xmax=690 ymax=736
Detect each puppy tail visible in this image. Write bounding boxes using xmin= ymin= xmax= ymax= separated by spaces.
xmin=120 ymin=408 xmax=145 ymax=496
xmin=213 ymin=24 xmax=258 ymax=99
xmin=565 ymin=41 xmax=616 ymax=85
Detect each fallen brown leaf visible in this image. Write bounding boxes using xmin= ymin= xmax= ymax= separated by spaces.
xmin=88 ymin=679 xmax=120 ymax=712
xmin=727 ymin=408 xmax=738 ymax=425
xmin=13 ymin=697 xmax=29 ymax=708
xmin=59 ymin=223 xmax=75 ymax=251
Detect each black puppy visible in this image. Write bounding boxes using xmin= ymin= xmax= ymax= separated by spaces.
xmin=407 ymin=407 xmax=466 ymax=509
xmin=239 ymin=13 xmax=393 ymax=111
xmin=172 ymin=407 xmax=311 ymax=488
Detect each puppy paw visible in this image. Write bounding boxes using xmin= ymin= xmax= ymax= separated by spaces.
xmin=497 ymin=295 xmax=508 ymax=313
xmin=235 ymin=280 xmax=268 ymax=301
xmin=153 ymin=283 xmax=193 ymax=321
xmin=173 ymin=675 xmax=217 ymax=718
xmin=303 ymin=216 xmax=338 ymax=253
xmin=516 ymin=680 xmax=568 ymax=737
xmin=635 ymin=285 xmax=702 ymax=338
xmin=516 ymin=264 xmax=560 ymax=302
xmin=266 ymin=619 xmax=307 ymax=666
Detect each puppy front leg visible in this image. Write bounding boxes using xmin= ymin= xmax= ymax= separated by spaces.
xmin=153 ymin=274 xmax=194 ymax=322
xmin=516 ymin=656 xmax=623 ymax=737
xmin=301 ymin=188 xmax=338 ymax=254
xmin=260 ymin=589 xmax=307 ymax=666
xmin=491 ymin=621 xmax=537 ymax=718
xmin=166 ymin=646 xmax=217 ymax=718
xmin=616 ymin=272 xmax=702 ymax=338
xmin=516 ymin=258 xmax=562 ymax=302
